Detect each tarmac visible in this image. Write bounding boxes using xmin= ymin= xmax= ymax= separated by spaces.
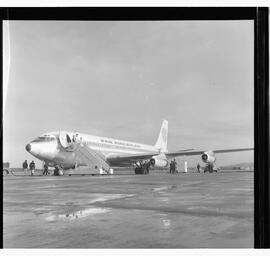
xmin=3 ymin=171 xmax=253 ymax=248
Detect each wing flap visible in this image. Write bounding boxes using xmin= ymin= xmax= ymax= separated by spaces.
xmin=106 ymin=152 xmax=158 ymax=166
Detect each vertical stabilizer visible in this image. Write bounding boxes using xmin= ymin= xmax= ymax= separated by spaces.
xmin=154 ymin=120 xmax=168 ymax=152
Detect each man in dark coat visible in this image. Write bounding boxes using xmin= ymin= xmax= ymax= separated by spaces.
xmin=29 ymin=161 xmax=35 ymax=176
xmin=22 ymin=160 xmax=28 ymax=173
xmin=197 ymin=163 xmax=201 ymax=173
xmin=43 ymin=163 xmax=49 ymax=175
xmin=172 ymin=159 xmax=177 ymax=174
xmin=169 ymin=160 xmax=173 ymax=174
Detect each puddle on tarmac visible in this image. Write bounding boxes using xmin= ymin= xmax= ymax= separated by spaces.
xmin=45 ymin=207 xmax=110 ymax=222
xmin=231 ymin=188 xmax=253 ymax=192
xmin=187 ymin=206 xmax=210 ymax=211
xmin=152 ymin=186 xmax=171 ymax=192
xmin=162 ymin=219 xmax=171 ymax=228
xmin=88 ymin=193 xmax=135 ymax=203
xmin=152 ymin=185 xmax=177 ymax=192
xmin=159 ymin=197 xmax=169 ymax=202
xmin=158 ymin=213 xmax=172 ymax=229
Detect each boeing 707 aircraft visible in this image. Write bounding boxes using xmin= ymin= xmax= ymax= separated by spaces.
xmin=25 ymin=120 xmax=253 ymax=174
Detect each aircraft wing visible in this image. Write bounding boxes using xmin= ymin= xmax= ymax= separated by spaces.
xmin=165 ymin=147 xmax=254 ymax=158
xmin=106 ymin=152 xmax=158 ymax=166
xmin=106 ymin=149 xmax=196 ymax=166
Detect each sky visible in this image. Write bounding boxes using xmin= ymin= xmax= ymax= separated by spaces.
xmin=3 ymin=20 xmax=254 ymax=168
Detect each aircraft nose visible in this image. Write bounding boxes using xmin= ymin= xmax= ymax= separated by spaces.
xmin=25 ymin=144 xmax=31 ymax=152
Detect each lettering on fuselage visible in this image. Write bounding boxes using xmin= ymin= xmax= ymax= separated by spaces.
xmin=82 ymin=138 xmax=154 ymax=154
xmin=100 ymin=139 xmax=141 ymax=148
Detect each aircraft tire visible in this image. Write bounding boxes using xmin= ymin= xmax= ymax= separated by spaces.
xmin=135 ymin=167 xmax=146 ymax=175
xmin=135 ymin=167 xmax=140 ymax=175
xmin=204 ymin=165 xmax=210 ymax=173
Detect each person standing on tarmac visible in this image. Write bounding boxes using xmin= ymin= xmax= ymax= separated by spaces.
xmin=43 ymin=163 xmax=49 ymax=175
xmin=54 ymin=165 xmax=60 ymax=176
xmin=197 ymin=163 xmax=201 ymax=173
xmin=145 ymin=161 xmax=151 ymax=174
xmin=173 ymin=159 xmax=177 ymax=174
xmin=169 ymin=160 xmax=173 ymax=174
xmin=29 ymin=160 xmax=35 ymax=176
xmin=22 ymin=160 xmax=28 ymax=174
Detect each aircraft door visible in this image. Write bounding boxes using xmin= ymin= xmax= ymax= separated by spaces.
xmin=59 ymin=131 xmax=72 ymax=148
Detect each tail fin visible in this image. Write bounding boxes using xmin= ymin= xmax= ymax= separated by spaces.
xmin=154 ymin=120 xmax=168 ymax=153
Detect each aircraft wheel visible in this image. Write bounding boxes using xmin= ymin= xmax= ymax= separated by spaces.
xmin=204 ymin=165 xmax=210 ymax=173
xmin=135 ymin=167 xmax=146 ymax=175
xmin=135 ymin=167 xmax=140 ymax=175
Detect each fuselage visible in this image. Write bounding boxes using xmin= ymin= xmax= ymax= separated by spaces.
xmin=26 ymin=131 xmax=160 ymax=169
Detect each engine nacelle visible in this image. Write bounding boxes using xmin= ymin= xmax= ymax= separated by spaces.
xmin=201 ymin=150 xmax=216 ymax=163
xmin=151 ymin=156 xmax=168 ymax=168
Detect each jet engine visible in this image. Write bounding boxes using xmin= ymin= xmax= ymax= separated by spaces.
xmin=201 ymin=150 xmax=216 ymax=163
xmin=150 ymin=156 xmax=168 ymax=168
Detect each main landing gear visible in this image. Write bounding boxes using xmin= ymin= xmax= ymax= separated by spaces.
xmin=53 ymin=165 xmax=64 ymax=176
xmin=134 ymin=161 xmax=151 ymax=175
xmin=204 ymin=163 xmax=218 ymax=173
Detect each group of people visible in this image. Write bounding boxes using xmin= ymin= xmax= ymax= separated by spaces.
xmin=22 ymin=160 xmax=50 ymax=176
xmin=169 ymin=159 xmax=178 ymax=174
xmin=22 ymin=160 xmax=36 ymax=176
xmin=169 ymin=160 xmax=202 ymax=174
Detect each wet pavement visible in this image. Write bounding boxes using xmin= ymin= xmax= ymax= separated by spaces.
xmin=3 ymin=171 xmax=253 ymax=248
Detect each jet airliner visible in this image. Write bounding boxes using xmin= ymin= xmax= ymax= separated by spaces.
xmin=25 ymin=120 xmax=253 ymax=174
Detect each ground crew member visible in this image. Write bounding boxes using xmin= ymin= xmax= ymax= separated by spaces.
xmin=54 ymin=165 xmax=60 ymax=176
xmin=197 ymin=163 xmax=200 ymax=173
xmin=29 ymin=160 xmax=35 ymax=176
xmin=22 ymin=160 xmax=28 ymax=173
xmin=169 ymin=160 xmax=173 ymax=174
xmin=43 ymin=163 xmax=49 ymax=175
xmin=173 ymin=159 xmax=177 ymax=174
xmin=145 ymin=161 xmax=151 ymax=174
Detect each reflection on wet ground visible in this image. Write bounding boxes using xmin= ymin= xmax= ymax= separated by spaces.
xmin=3 ymin=172 xmax=253 ymax=248
xmin=45 ymin=207 xmax=111 ymax=221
